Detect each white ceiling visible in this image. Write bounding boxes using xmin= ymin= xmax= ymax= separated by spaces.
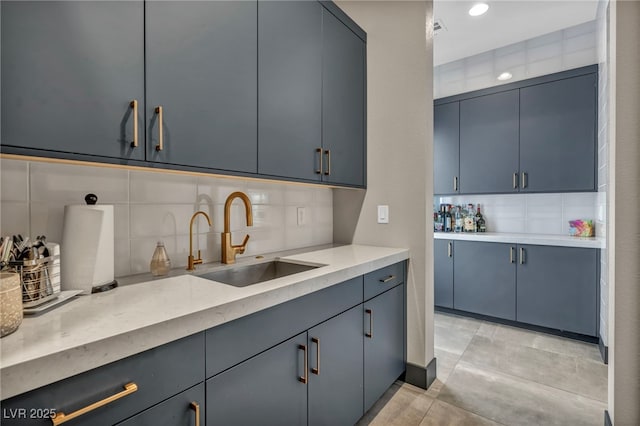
xmin=433 ymin=1 xmax=599 ymax=66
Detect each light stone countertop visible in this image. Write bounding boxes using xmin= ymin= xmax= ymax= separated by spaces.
xmin=433 ymin=232 xmax=604 ymax=249
xmin=0 ymin=244 xmax=409 ymax=400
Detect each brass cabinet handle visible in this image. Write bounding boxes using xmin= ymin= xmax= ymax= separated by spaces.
xmin=510 ymin=246 xmax=515 ymax=263
xmin=130 ymin=100 xmax=138 ymax=148
xmin=155 ymin=106 xmax=164 ymax=151
xmin=448 ymin=242 xmax=453 ymax=258
xmin=51 ymin=382 xmax=138 ymax=425
xmin=324 ymin=150 xmax=331 ymax=176
xmin=298 ymin=344 xmax=308 ymax=384
xmin=521 ymin=172 xmax=528 ymax=189
xmin=454 ymin=176 xmax=458 ymax=192
xmin=379 ymin=275 xmax=395 ymax=283
xmin=365 ymin=309 xmax=373 ymax=338
xmin=513 ymin=172 xmax=518 ymax=189
xmin=315 ymin=148 xmax=323 ymax=174
xmin=311 ymin=337 xmax=320 ymax=375
xmin=190 ymin=402 xmax=200 ymax=426
xmin=520 ymin=247 xmax=525 ymax=264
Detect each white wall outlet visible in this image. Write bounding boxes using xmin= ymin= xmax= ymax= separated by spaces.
xmin=297 ymin=207 xmax=307 ymax=226
xmin=377 ymin=205 xmax=389 ymax=224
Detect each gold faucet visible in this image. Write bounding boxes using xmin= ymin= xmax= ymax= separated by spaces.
xmin=187 ymin=211 xmax=212 ymax=271
xmin=222 ymin=191 xmax=253 ymax=264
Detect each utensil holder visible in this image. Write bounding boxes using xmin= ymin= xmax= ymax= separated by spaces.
xmin=8 ymin=254 xmax=60 ymax=308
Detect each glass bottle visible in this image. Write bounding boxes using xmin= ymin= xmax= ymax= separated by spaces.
xmin=454 ymin=206 xmax=463 ymax=233
xmin=475 ymin=204 xmax=487 ymax=233
xmin=150 ymin=241 xmax=171 ymax=276
xmin=464 ymin=204 xmax=476 ymax=232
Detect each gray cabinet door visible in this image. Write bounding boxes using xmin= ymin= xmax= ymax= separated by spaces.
xmin=434 ymin=102 xmax=460 ymax=195
xmin=434 ymin=240 xmax=454 ymax=308
xmin=206 ymin=332 xmax=307 ymax=426
xmin=454 ymin=241 xmax=516 ymax=320
xmin=145 ymin=1 xmax=257 ymax=172
xmin=519 ymin=74 xmax=597 ymax=192
xmin=459 ymin=90 xmax=519 ymax=194
xmin=364 ymin=284 xmax=405 ymax=412
xmin=517 ymin=245 xmax=598 ymax=336
xmin=1 ymin=1 xmax=144 ymax=160
xmin=308 ymin=306 xmax=364 ymax=426
xmin=258 ymin=1 xmax=322 ymax=182
xmin=322 ymin=8 xmax=366 ymax=187
xmin=116 ymin=384 xmax=204 ymax=426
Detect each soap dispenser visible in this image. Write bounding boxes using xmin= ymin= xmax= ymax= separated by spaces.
xmin=150 ymin=242 xmax=171 ymax=276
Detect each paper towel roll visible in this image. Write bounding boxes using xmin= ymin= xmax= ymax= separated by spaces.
xmin=61 ymin=204 xmax=115 ymax=294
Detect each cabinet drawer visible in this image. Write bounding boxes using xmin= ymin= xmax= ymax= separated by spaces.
xmin=1 ymin=333 xmax=205 ymax=426
xmin=206 ymin=276 xmax=363 ymax=378
xmin=116 ymin=383 xmax=204 ymax=426
xmin=364 ymin=262 xmax=404 ymax=300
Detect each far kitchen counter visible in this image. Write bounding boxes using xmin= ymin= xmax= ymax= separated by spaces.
xmin=434 ymin=232 xmax=603 ymax=249
xmin=0 ymin=244 xmax=409 ymax=399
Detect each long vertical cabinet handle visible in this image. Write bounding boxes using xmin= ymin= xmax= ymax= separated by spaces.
xmin=454 ymin=176 xmax=458 ymax=192
xmin=520 ymin=247 xmax=525 ymax=264
xmin=311 ymin=337 xmax=320 ymax=375
xmin=448 ymin=242 xmax=452 ymax=257
xmin=324 ymin=150 xmax=331 ymax=176
xmin=190 ymin=402 xmax=201 ymax=426
xmin=521 ymin=172 xmax=528 ymax=189
xmin=130 ymin=100 xmax=138 ymax=148
xmin=155 ymin=106 xmax=164 ymax=151
xmin=298 ymin=344 xmax=308 ymax=384
xmin=513 ymin=173 xmax=518 ymax=189
xmin=365 ymin=309 xmax=373 ymax=338
xmin=510 ymin=246 xmax=515 ymax=263
xmin=315 ymin=148 xmax=323 ymax=175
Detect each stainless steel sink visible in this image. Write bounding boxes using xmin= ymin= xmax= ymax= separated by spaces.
xmin=196 ymin=260 xmax=321 ymax=287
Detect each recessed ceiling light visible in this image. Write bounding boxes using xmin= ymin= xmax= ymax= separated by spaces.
xmin=497 ymin=72 xmax=513 ymax=81
xmin=469 ymin=3 xmax=489 ymax=17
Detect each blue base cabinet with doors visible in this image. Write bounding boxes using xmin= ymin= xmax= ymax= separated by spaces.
xmin=1 ymin=262 xmax=406 ymax=425
xmin=434 ymin=65 xmax=597 ymax=195
xmin=435 ymin=239 xmax=598 ymax=337
xmin=1 ymin=0 xmax=366 ymax=188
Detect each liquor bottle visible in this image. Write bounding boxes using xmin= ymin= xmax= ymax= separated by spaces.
xmin=464 ymin=203 xmax=476 ymax=232
xmin=454 ymin=206 xmax=463 ymax=232
xmin=444 ymin=205 xmax=452 ymax=232
xmin=475 ymin=204 xmax=487 ymax=232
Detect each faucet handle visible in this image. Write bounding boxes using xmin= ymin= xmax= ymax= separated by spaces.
xmin=235 ymin=234 xmax=250 ymax=254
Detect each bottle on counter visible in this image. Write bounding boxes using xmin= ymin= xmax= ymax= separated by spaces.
xmin=444 ymin=205 xmax=452 ymax=232
xmin=454 ymin=206 xmax=463 ymax=233
xmin=475 ymin=204 xmax=487 ymax=233
xmin=464 ymin=204 xmax=476 ymax=232
xmin=150 ymin=241 xmax=171 ymax=276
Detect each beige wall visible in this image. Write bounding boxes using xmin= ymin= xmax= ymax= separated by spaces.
xmin=609 ymin=1 xmax=640 ymax=424
xmin=333 ymin=1 xmax=433 ymax=368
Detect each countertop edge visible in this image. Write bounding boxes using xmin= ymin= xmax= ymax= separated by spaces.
xmin=1 ymin=246 xmax=409 ymax=399
xmin=433 ymin=232 xmax=604 ymax=249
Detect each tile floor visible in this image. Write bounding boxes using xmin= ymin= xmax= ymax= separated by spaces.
xmin=358 ymin=312 xmax=607 ymax=426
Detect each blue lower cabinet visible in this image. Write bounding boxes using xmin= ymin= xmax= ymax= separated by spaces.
xmin=116 ymin=383 xmax=204 ymax=426
xmin=206 ymin=332 xmax=308 ymax=426
xmin=364 ymin=284 xmax=405 ymax=412
xmin=308 ymin=306 xmax=364 ymax=426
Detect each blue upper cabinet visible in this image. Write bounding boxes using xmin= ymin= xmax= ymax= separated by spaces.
xmin=1 ymin=1 xmax=145 ymax=161
xmin=434 ymin=102 xmax=460 ymax=195
xmin=257 ymin=1 xmax=323 ymax=182
xmin=322 ymin=8 xmax=366 ymax=187
xmin=435 ymin=66 xmax=598 ymax=194
xmin=459 ymin=90 xmax=520 ymax=194
xmin=519 ymin=73 xmax=597 ymax=192
xmin=145 ymin=1 xmax=257 ymax=173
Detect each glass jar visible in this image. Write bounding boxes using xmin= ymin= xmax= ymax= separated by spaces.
xmin=150 ymin=242 xmax=171 ymax=276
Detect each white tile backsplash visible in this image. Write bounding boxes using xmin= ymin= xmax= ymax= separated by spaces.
xmin=1 ymin=159 xmax=333 ymax=278
xmin=436 ymin=193 xmax=597 ymax=235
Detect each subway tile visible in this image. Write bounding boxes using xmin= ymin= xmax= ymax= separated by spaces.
xmin=114 ymin=204 xmax=129 ymax=241
xmin=312 ymin=225 xmax=333 ymax=245
xmin=130 ymin=236 xmax=190 ymax=274
xmin=284 ymin=226 xmax=314 ymax=249
xmin=130 ymin=170 xmax=197 ymax=204
xmin=242 ymin=228 xmax=286 ymax=256
xmin=1 ymin=159 xmax=29 ymax=202
xmin=30 ymin=202 xmax=66 ymax=243
xmin=527 ymin=219 xmax=562 ymax=235
xmin=284 ymin=187 xmax=314 ymax=205
xmin=1 ymin=202 xmax=30 ymax=237
xmin=30 ymin=162 xmax=128 ymax=204
xmin=313 ymin=187 xmax=333 ymax=207
xmin=130 ymin=204 xmax=197 ymax=238
xmin=526 ymin=57 xmax=564 ymax=77
xmin=564 ymin=33 xmax=597 ymax=53
xmin=251 ymin=205 xmax=286 ymax=229
xmin=315 ymin=206 xmax=333 ymax=227
xmin=564 ymin=49 xmax=599 ymax=70
xmin=197 ymin=176 xmax=247 ymax=205
xmin=246 ymin=181 xmax=285 ymax=206
xmin=114 ymin=239 xmax=131 ymax=278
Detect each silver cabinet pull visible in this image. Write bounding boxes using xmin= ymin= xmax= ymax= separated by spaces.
xmin=521 ymin=172 xmax=528 ymax=189
xmin=454 ymin=176 xmax=458 ymax=192
xmin=510 ymin=246 xmax=515 ymax=263
xmin=448 ymin=242 xmax=453 ymax=257
xmin=365 ymin=309 xmax=373 ymax=338
xmin=520 ymin=247 xmax=525 ymax=264
xmin=513 ymin=172 xmax=518 ymax=189
xmin=379 ymin=275 xmax=395 ymax=283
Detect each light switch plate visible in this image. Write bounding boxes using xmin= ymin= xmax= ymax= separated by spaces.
xmin=377 ymin=205 xmax=389 ymax=224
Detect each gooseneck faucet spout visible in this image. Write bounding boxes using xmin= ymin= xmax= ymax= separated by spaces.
xmin=222 ymin=192 xmax=253 ymax=264
xmin=187 ymin=211 xmax=212 ymax=271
